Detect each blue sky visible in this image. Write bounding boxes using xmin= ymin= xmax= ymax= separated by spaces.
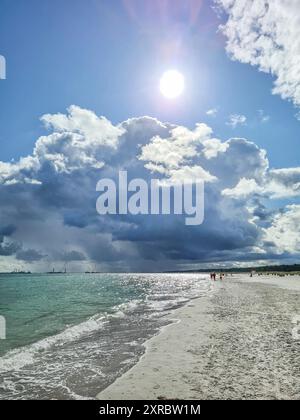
xmin=1 ymin=0 xmax=299 ymax=165
xmin=0 ymin=0 xmax=300 ymax=271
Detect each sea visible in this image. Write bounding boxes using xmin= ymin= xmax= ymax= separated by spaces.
xmin=0 ymin=272 xmax=210 ymax=400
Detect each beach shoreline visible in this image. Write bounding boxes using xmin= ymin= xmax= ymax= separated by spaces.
xmin=97 ymin=275 xmax=300 ymax=400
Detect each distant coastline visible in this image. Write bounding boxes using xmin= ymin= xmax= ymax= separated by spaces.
xmin=1 ymin=263 xmax=300 ymax=275
xmin=166 ymin=264 xmax=300 ymax=274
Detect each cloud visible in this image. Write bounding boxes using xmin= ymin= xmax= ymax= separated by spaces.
xmin=0 ymin=106 xmax=300 ymax=271
xmin=56 ymin=250 xmax=87 ymax=262
xmin=223 ymin=178 xmax=263 ymax=198
xmin=263 ymin=205 xmax=300 ymax=254
xmin=0 ymin=225 xmax=16 ymax=236
xmin=0 ymin=236 xmax=21 ymax=257
xmin=222 ymin=167 xmax=300 ymax=199
xmin=206 ymin=108 xmax=218 ymax=117
xmin=139 ymin=124 xmax=216 ymax=182
xmin=226 ymin=114 xmax=247 ymax=128
xmin=41 ymin=105 xmax=123 ymax=149
xmin=216 ymin=0 xmax=300 ymax=107
xmin=267 ymin=168 xmax=300 ymax=198
xmin=258 ymin=109 xmax=270 ymax=123
xmin=202 ymin=138 xmax=229 ymax=159
xmin=16 ymin=249 xmax=45 ymax=262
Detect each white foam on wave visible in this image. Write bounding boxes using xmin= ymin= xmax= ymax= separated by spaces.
xmin=0 ymin=275 xmax=211 ymax=378
xmin=0 ymin=314 xmax=108 ymax=373
xmin=116 ymin=299 xmax=141 ymax=312
xmin=110 ymin=310 xmax=126 ymax=319
xmin=146 ymin=298 xmax=177 ymax=312
xmin=0 ymin=300 xmax=144 ymax=374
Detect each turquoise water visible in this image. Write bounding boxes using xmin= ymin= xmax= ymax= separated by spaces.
xmin=0 ymin=273 xmax=210 ymax=400
xmin=0 ymin=273 xmax=148 ymax=356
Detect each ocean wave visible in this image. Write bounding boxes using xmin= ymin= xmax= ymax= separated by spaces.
xmin=115 ymin=299 xmax=142 ymax=312
xmin=0 ymin=275 xmax=210 ymax=390
xmin=0 ymin=300 xmax=145 ymax=374
xmin=0 ymin=314 xmax=108 ymax=373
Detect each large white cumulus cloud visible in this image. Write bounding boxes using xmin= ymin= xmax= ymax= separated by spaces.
xmin=263 ymin=205 xmax=300 ymax=254
xmin=0 ymin=106 xmax=300 ymax=271
xmin=216 ymin=0 xmax=300 ymax=107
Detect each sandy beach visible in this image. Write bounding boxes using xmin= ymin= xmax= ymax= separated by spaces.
xmin=97 ymin=275 xmax=300 ymax=400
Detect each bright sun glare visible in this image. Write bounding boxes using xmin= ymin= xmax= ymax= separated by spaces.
xmin=160 ymin=70 xmax=185 ymax=99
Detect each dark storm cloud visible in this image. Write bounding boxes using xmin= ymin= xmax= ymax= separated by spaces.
xmin=0 ymin=236 xmax=21 ymax=256
xmin=60 ymin=250 xmax=87 ymax=262
xmin=0 ymin=224 xmax=16 ymax=236
xmin=0 ymin=106 xmax=300 ymax=271
xmin=16 ymin=249 xmax=45 ymax=262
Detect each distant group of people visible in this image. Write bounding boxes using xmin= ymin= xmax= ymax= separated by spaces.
xmin=210 ymin=272 xmax=225 ymax=281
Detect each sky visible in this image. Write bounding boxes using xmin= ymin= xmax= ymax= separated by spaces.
xmin=0 ymin=0 xmax=300 ymax=272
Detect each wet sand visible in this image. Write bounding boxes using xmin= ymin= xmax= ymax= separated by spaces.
xmin=97 ymin=275 xmax=300 ymax=400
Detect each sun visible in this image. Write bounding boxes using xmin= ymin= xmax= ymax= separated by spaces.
xmin=160 ymin=70 xmax=185 ymax=99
